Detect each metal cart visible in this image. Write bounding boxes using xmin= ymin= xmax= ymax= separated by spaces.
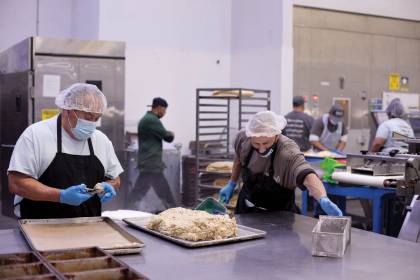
xmin=194 ymin=88 xmax=270 ymax=209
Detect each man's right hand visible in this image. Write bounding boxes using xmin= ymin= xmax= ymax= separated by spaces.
xmin=60 ymin=184 xmax=92 ymax=206
xmin=219 ymin=181 xmax=237 ymax=204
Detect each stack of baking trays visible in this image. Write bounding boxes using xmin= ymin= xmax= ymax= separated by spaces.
xmin=0 ymin=247 xmax=148 ymax=279
xmin=0 ymin=216 xmax=148 ymax=279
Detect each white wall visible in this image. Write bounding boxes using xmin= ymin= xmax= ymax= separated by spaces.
xmin=98 ymin=0 xmax=232 ymax=153
xmin=0 ymin=0 xmax=95 ymax=52
xmin=0 ymin=0 xmax=37 ymax=52
xmin=230 ymin=0 xmax=284 ymax=114
xmin=71 ymin=0 xmax=99 ymax=39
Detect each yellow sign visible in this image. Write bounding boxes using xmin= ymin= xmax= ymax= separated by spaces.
xmin=41 ymin=109 xmax=59 ymax=120
xmin=389 ymin=73 xmax=400 ymax=91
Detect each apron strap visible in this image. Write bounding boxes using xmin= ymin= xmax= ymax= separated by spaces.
xmin=57 ymin=114 xmax=62 ymax=153
xmin=87 ymin=138 xmax=94 ymax=156
xmin=56 ymin=113 xmax=95 ymax=156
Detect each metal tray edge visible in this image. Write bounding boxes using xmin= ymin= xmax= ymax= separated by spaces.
xmin=18 ymin=216 xmax=145 ymax=253
xmin=123 ymin=217 xmax=266 ymax=248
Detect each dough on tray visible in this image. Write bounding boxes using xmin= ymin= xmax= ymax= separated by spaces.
xmin=146 ymin=207 xmax=237 ymax=241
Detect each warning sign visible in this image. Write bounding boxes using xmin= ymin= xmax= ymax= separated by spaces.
xmin=400 ymin=76 xmax=409 ymax=91
xmin=41 ymin=109 xmax=59 ymax=120
xmin=389 ymin=73 xmax=400 ymax=91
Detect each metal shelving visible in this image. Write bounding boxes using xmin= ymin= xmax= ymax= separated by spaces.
xmin=194 ymin=88 xmax=271 ymax=205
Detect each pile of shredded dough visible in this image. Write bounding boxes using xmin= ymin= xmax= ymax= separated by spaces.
xmin=146 ymin=207 xmax=237 ymax=241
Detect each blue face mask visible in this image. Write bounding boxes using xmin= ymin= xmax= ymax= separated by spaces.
xmin=69 ymin=112 xmax=97 ymax=140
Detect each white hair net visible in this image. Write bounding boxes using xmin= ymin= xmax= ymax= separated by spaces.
xmin=386 ymin=98 xmax=405 ymax=118
xmin=55 ymin=83 xmax=107 ymax=114
xmin=246 ymin=111 xmax=287 ymax=137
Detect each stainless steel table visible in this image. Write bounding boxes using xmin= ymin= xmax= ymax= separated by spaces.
xmin=1 ymin=212 xmax=419 ymax=280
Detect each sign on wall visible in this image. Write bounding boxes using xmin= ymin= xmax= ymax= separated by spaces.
xmin=389 ymin=73 xmax=400 ymax=91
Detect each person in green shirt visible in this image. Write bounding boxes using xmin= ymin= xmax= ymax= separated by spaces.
xmin=127 ymin=97 xmax=176 ymax=210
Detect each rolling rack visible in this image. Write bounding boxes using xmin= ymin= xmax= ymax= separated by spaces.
xmin=195 ymin=88 xmax=271 ymax=209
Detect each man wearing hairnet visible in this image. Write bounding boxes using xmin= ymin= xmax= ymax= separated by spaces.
xmin=219 ymin=111 xmax=342 ymax=215
xmin=371 ymin=98 xmax=414 ymax=153
xmin=310 ymin=104 xmax=348 ymax=153
xmin=8 ymin=83 xmax=123 ymax=218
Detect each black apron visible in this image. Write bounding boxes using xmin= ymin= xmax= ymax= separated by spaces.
xmin=20 ymin=114 xmax=105 ymax=219
xmin=235 ymin=146 xmax=298 ymax=214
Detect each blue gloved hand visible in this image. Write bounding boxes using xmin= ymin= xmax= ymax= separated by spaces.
xmin=320 ymin=196 xmax=343 ymax=216
xmin=60 ymin=184 xmax=92 ymax=206
xmin=219 ymin=180 xmax=237 ymax=204
xmin=98 ymin=182 xmax=116 ymax=203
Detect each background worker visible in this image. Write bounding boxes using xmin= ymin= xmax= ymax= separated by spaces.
xmin=310 ymin=104 xmax=348 ymax=153
xmin=283 ymin=96 xmax=314 ymax=152
xmin=127 ymin=97 xmax=176 ymax=211
xmin=371 ymin=98 xmax=414 ymax=153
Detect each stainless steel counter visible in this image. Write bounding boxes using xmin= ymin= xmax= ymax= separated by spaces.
xmin=1 ymin=212 xmax=419 ymax=280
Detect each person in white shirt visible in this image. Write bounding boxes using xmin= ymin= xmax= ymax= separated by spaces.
xmin=8 ymin=83 xmax=123 ymax=218
xmin=371 ymin=98 xmax=414 ymax=153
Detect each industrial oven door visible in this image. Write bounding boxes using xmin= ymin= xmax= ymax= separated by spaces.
xmin=79 ymin=58 xmax=125 ymax=210
xmin=33 ymin=55 xmax=79 ymax=123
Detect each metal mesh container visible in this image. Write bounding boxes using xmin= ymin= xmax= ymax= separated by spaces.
xmin=312 ymin=216 xmax=351 ymax=258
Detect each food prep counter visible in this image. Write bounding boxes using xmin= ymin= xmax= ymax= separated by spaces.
xmin=1 ymin=212 xmax=419 ymax=279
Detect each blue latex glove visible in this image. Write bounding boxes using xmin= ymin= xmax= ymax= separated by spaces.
xmin=98 ymin=182 xmax=116 ymax=203
xmin=219 ymin=180 xmax=237 ymax=204
xmin=60 ymin=184 xmax=92 ymax=206
xmin=320 ymin=197 xmax=343 ymax=216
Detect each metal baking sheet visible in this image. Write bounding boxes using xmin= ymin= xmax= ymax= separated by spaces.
xmin=123 ymin=216 xmax=266 ymax=248
xmin=18 ymin=217 xmax=145 ymax=255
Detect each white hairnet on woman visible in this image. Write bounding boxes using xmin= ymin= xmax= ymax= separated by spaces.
xmin=245 ymin=111 xmax=287 ymax=137
xmin=385 ymin=98 xmax=405 ymax=118
xmin=55 ymin=83 xmax=107 ymax=114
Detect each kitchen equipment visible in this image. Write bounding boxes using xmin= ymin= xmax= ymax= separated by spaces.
xmin=312 ymin=216 xmax=351 ymax=258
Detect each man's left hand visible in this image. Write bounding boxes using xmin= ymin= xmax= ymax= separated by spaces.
xmin=99 ymin=182 xmax=116 ymax=203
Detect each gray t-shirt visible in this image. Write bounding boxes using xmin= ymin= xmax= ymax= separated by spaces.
xmin=283 ymin=111 xmax=314 ymax=152
xmin=234 ymin=130 xmax=314 ymax=190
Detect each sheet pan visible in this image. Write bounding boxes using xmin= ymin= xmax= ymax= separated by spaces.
xmin=19 ymin=217 xmax=145 ymax=255
xmin=123 ymin=216 xmax=266 ymax=248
